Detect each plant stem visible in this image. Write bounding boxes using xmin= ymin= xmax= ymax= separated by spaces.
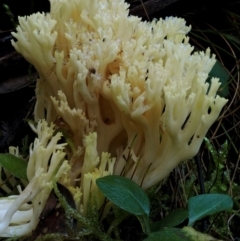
xmin=137 ymin=215 xmax=151 ymax=235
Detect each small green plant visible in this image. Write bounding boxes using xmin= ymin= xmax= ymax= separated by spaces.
xmin=24 ymin=173 xmax=232 ymax=241
xmin=96 ymin=175 xmax=233 ymax=241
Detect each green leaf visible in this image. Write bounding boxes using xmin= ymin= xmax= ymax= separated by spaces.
xmin=144 ymin=228 xmax=193 ymax=241
xmin=96 ymin=175 xmax=150 ymax=216
xmin=0 ymin=154 xmax=28 ymax=181
xmin=207 ymin=60 xmax=230 ymax=97
xmin=151 ymin=208 xmax=188 ymax=231
xmin=188 ymin=194 xmax=233 ymax=226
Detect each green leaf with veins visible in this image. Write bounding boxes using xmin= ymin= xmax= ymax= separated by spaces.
xmin=97 ymin=175 xmax=150 ymax=216
xmin=0 ymin=153 xmax=28 ymax=181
